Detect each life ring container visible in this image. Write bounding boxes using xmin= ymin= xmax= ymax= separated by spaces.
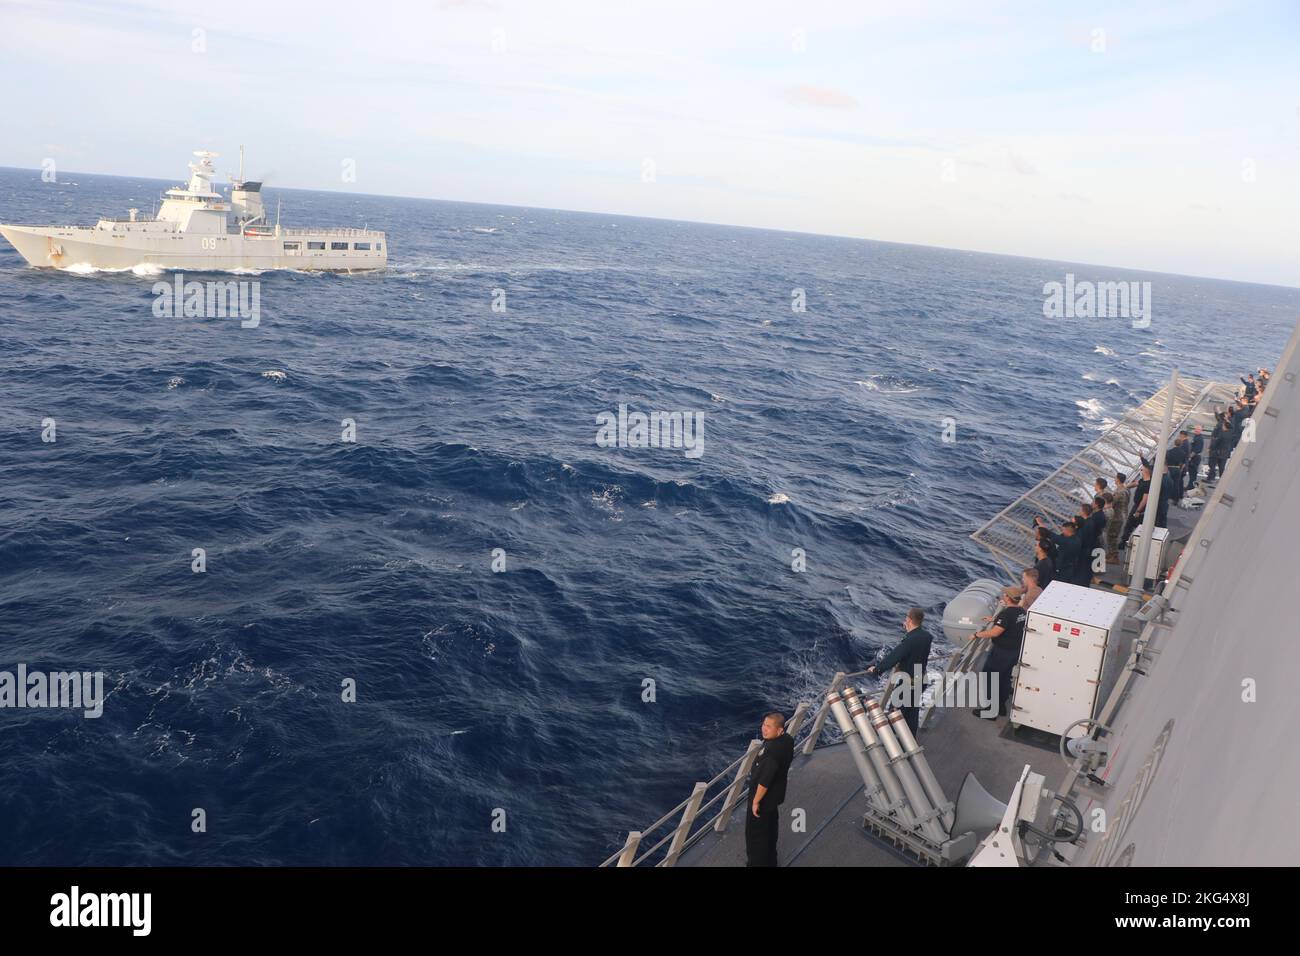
xmin=942 ymin=578 xmax=1006 ymax=643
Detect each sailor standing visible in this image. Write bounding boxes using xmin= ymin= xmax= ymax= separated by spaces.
xmin=1208 ymin=415 xmax=1228 ymax=482
xmin=1165 ymin=433 xmax=1189 ymax=505
xmin=866 ymin=607 xmax=933 ymax=736
xmin=1036 ymin=517 xmax=1082 ymax=585
xmin=971 ymin=594 xmax=1028 ymax=719
xmin=745 ymin=712 xmax=795 ymax=867
xmin=1185 ymin=425 xmax=1205 ymax=492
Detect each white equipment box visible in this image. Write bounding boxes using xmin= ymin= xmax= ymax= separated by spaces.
xmin=1011 ymin=581 xmax=1127 ymax=738
xmin=1125 ymin=526 xmax=1170 ymax=582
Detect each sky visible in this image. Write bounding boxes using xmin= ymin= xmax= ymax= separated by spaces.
xmin=1 ymin=0 xmax=1298 ymax=286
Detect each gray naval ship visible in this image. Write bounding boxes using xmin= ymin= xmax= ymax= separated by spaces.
xmin=603 ymin=320 xmax=1300 ymax=869
xmin=0 ymin=149 xmax=386 ymax=272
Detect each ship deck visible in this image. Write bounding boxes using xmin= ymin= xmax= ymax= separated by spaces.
xmin=680 ymin=497 xmax=1205 ymax=867
xmin=678 ymin=705 xmax=1064 ymax=867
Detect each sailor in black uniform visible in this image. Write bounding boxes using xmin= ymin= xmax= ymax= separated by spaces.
xmin=866 ymin=607 xmax=933 ymax=737
xmin=1035 ymin=517 xmax=1081 ymax=586
xmin=1033 ymin=540 xmax=1054 ymax=589
xmin=972 ymin=594 xmax=1028 ymax=718
xmin=745 ymin=712 xmax=795 ymax=867
xmin=1208 ymin=415 xmax=1228 ymax=481
xmin=1079 ymin=497 xmax=1108 ymax=583
xmin=1123 ymin=466 xmax=1153 ymax=541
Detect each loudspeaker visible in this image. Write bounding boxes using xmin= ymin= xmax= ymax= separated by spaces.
xmin=951 ymin=771 xmax=1008 ymax=837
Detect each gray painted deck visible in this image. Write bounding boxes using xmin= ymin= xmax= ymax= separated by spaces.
xmin=680 ymin=697 xmax=1064 ymax=867
xmin=674 ymin=368 xmax=1288 ymax=870
xmin=682 ymin=495 xmax=1212 ymax=868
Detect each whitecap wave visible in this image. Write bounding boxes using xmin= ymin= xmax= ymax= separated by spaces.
xmin=59 ymin=261 xmax=168 ymax=276
xmin=1094 ymin=345 xmax=1116 ymax=357
xmin=856 ymin=374 xmax=920 ymax=394
xmin=591 ymin=485 xmax=624 ymax=520
xmin=768 ymin=492 xmax=790 ymax=505
xmin=1075 ymin=397 xmax=1105 ymax=421
xmin=261 ymin=370 xmax=287 ymax=383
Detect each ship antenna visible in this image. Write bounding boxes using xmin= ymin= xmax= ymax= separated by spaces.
xmin=239 ymin=145 xmax=245 ymax=184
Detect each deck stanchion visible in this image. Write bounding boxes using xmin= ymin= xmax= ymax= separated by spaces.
xmin=1126 ymin=367 xmax=1179 ymax=621
xmin=616 ymin=831 xmax=642 ymax=867
xmin=663 ymin=782 xmax=707 ymax=867
xmin=715 ymin=740 xmax=761 ymax=833
xmin=786 ymin=702 xmax=811 ymax=740
xmin=802 ymin=672 xmax=844 ymax=755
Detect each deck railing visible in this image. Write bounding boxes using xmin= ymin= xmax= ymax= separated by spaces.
xmin=969 ymin=377 xmax=1235 ymax=579
xmin=603 ymin=379 xmax=1243 ymax=868
xmin=599 ymin=668 xmax=901 ymax=867
xmin=281 ymin=226 xmax=384 ymax=238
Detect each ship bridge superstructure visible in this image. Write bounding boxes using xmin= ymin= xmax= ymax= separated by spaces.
xmin=150 ymin=150 xmax=229 ymax=234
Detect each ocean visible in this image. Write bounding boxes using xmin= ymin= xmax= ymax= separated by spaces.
xmin=1 ymin=166 xmax=1295 ymax=865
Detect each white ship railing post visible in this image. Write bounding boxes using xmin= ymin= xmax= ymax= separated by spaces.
xmin=615 ymin=831 xmax=642 ymax=867
xmin=1126 ymin=367 xmax=1179 ymax=618
xmin=715 ymin=739 xmax=761 ymax=833
xmin=785 ymin=702 xmax=810 ymax=739
xmin=802 ymin=672 xmax=845 ymax=755
xmin=663 ymin=782 xmax=707 ymax=866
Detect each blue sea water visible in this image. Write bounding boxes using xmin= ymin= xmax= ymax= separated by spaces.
xmin=0 ymin=167 xmax=1295 ymax=866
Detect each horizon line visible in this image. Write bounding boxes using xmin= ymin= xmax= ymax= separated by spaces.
xmin=2 ymin=163 xmax=1298 ymax=294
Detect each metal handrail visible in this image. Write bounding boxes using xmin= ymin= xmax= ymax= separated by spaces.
xmin=282 ymin=226 xmax=384 ymax=237
xmin=661 ymin=785 xmax=735 ymax=865
xmin=970 ymin=377 xmax=1234 ymax=578
xmin=599 ymin=672 xmax=874 ymax=867
xmin=601 ymin=376 xmax=1259 ymax=869
xmin=599 ymin=792 xmax=699 ymax=867
xmin=607 ymin=582 xmax=1116 ymax=865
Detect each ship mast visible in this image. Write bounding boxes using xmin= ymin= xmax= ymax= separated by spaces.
xmin=228 ymin=145 xmax=246 ymax=190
